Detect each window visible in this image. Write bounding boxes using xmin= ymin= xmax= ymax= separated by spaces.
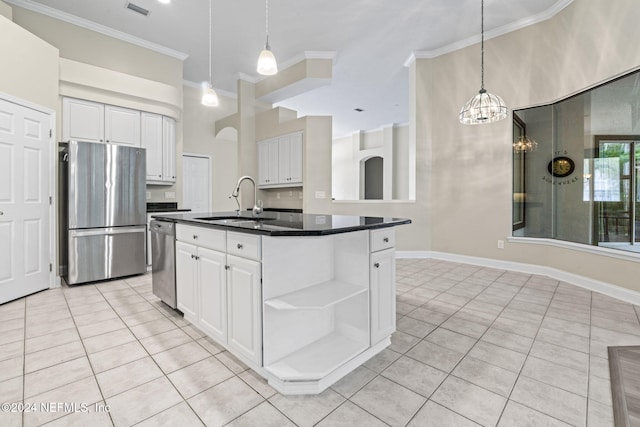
xmin=513 ymin=70 xmax=640 ymax=253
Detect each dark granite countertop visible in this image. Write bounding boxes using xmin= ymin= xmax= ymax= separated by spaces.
xmin=150 ymin=211 xmax=411 ymax=236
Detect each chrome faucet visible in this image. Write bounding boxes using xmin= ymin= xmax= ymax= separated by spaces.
xmin=230 ymin=176 xmax=263 ymax=216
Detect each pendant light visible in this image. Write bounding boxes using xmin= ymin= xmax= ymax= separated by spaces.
xmin=513 ymin=135 xmax=538 ymax=152
xmin=257 ymin=0 xmax=278 ymax=76
xmin=459 ymin=0 xmax=507 ymax=124
xmin=201 ymin=0 xmax=219 ymax=107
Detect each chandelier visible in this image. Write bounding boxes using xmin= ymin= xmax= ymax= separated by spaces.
xmin=513 ymin=135 xmax=537 ymax=153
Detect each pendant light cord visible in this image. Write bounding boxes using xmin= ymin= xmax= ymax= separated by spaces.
xmin=208 ymin=0 xmax=212 ymax=84
xmin=480 ymin=0 xmax=485 ymax=91
xmin=265 ymin=0 xmax=270 ymax=49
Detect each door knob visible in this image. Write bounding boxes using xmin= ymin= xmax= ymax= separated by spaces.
xmin=374 ymin=262 xmax=380 ymax=268
xmin=383 ymin=237 xmax=389 ymax=243
xmin=237 ymin=243 xmax=243 ymax=249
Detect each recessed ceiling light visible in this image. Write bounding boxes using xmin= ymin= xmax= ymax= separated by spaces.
xmin=158 ymin=0 xmax=171 ymax=4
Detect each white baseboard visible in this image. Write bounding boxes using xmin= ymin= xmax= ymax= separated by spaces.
xmin=396 ymin=250 xmax=640 ymax=306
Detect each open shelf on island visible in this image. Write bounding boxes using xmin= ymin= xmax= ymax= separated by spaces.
xmin=264 ymin=332 xmax=368 ymax=381
xmin=264 ymin=280 xmax=367 ymax=310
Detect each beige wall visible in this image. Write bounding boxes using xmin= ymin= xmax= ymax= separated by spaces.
xmin=328 ymin=0 xmax=640 ymax=290
xmin=330 ymin=59 xmax=430 ymax=252
xmin=9 ymin=4 xmax=186 ymax=205
xmin=182 ymin=84 xmax=238 ymax=211
xmin=0 ymin=12 xmax=58 ymax=110
xmin=332 ymin=124 xmax=410 ymax=200
xmin=254 ymin=107 xmax=333 ymax=213
xmin=420 ymin=0 xmax=640 ymax=290
xmin=0 ymin=1 xmax=12 ymax=19
xmin=11 ymin=7 xmax=182 ymax=88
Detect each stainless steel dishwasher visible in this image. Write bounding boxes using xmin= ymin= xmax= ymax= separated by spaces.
xmin=150 ymin=220 xmax=177 ymax=309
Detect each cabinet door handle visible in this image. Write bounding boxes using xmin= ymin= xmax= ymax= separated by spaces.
xmin=383 ymin=237 xmax=389 ymax=243
xmin=237 ymin=243 xmax=243 ymax=249
xmin=374 ymin=262 xmax=380 ymax=268
xmin=225 ymin=265 xmax=230 ymax=270
xmin=158 ymin=174 xmax=162 ymax=178
xmin=0 ymin=211 xmax=3 ymax=216
xmin=191 ymin=254 xmax=195 ymax=259
xmin=194 ymin=255 xmax=200 ymax=260
xmin=193 ymin=235 xmax=198 ymax=240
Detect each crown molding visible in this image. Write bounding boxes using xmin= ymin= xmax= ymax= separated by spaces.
xmin=237 ymin=72 xmax=258 ymax=84
xmin=4 ymin=0 xmax=189 ymax=60
xmin=279 ymin=51 xmax=337 ymax=71
xmin=404 ymin=0 xmax=574 ymax=66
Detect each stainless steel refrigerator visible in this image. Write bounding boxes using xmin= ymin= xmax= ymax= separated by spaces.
xmin=59 ymin=140 xmax=147 ymax=285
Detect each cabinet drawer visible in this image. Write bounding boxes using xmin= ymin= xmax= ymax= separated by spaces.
xmin=176 ymin=224 xmax=225 ymax=251
xmin=227 ymin=232 xmax=261 ymax=261
xmin=370 ymin=228 xmax=395 ymax=252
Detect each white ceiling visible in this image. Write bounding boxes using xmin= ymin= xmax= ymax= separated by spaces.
xmin=10 ymin=0 xmax=571 ymax=137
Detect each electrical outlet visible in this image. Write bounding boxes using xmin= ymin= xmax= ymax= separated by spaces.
xmin=288 ymin=191 xmax=293 ymax=197
xmin=497 ymin=240 xmax=505 ymax=249
xmin=298 ymin=192 xmax=302 ymax=199
xmin=146 ymin=192 xmax=151 ymax=200
xmin=315 ymin=191 xmax=326 ymax=199
xmin=165 ymin=191 xmax=175 ymax=199
xmin=277 ymin=193 xmax=281 ymax=199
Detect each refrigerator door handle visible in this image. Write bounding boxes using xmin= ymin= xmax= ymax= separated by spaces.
xmin=69 ymin=226 xmax=146 ymax=238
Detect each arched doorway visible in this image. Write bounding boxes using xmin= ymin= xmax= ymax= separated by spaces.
xmin=364 ymin=156 xmax=383 ymax=200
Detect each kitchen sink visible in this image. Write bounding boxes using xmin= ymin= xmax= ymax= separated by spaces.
xmin=195 ymin=216 xmax=276 ymax=225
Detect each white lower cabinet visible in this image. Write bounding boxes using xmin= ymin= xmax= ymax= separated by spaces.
xmin=175 ymin=224 xmax=262 ymax=366
xmin=226 ymin=255 xmax=262 ymax=364
xmin=370 ymin=228 xmax=396 ymax=344
xmin=176 ymin=241 xmax=227 ymax=340
xmin=175 ymin=241 xmax=198 ymax=320
xmin=370 ymin=248 xmax=396 ymax=344
xmin=198 ymin=247 xmax=227 ymax=343
xmin=174 ymin=223 xmax=398 ymax=395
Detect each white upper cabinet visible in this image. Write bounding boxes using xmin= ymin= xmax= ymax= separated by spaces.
xmin=141 ymin=114 xmax=176 ymax=185
xmin=279 ymin=131 xmax=303 ymax=184
xmin=63 ymin=98 xmax=141 ymax=146
xmin=105 ymin=105 xmax=141 ymax=146
xmin=141 ymin=112 xmax=163 ymax=181
xmin=63 ymin=97 xmax=177 ymax=185
xmin=62 ymin=98 xmax=104 ymax=143
xmin=258 ymin=131 xmax=303 ymax=188
xmin=162 ymin=117 xmax=176 ymax=184
xmin=257 ymin=138 xmax=278 ymax=186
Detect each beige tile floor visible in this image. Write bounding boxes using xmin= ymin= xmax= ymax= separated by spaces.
xmin=0 ymin=258 xmax=638 ymax=426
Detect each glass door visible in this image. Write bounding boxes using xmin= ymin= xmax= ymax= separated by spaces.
xmin=594 ymin=137 xmax=638 ymax=250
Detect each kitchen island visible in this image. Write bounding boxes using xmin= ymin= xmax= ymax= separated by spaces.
xmin=151 ymin=211 xmax=410 ymax=394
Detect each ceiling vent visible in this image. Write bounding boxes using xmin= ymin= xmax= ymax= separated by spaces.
xmin=125 ymin=2 xmax=150 ymax=17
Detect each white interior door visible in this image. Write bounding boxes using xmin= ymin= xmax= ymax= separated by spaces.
xmin=183 ymin=154 xmax=211 ymax=213
xmin=0 ymin=97 xmax=51 ymax=304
